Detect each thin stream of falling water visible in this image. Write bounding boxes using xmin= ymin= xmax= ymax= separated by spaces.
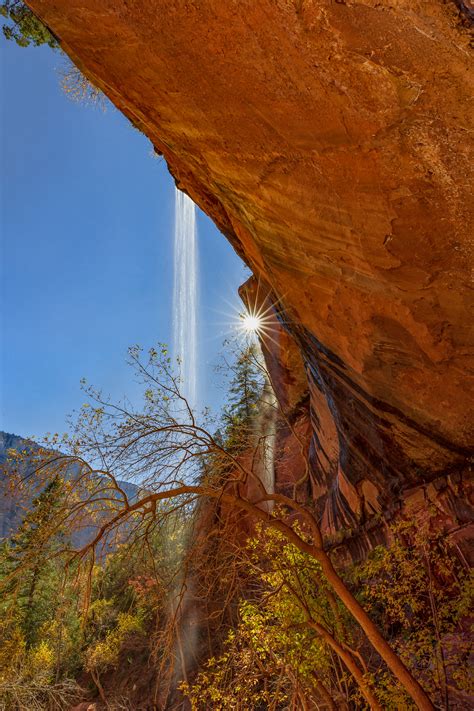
xmin=172 ymin=188 xmax=198 ymax=411
xmin=169 ymin=188 xmax=200 ymax=692
xmin=255 ymin=377 xmax=277 ymax=510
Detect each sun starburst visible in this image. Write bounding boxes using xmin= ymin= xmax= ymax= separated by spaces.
xmin=237 ymin=302 xmax=280 ymax=349
xmin=241 ymin=313 xmax=262 ymax=333
xmin=206 ymin=280 xmax=286 ymax=349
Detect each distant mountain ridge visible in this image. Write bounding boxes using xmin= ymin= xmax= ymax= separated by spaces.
xmin=0 ymin=430 xmax=140 ymax=540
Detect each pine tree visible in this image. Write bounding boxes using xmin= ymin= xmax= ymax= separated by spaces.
xmin=2 ymin=477 xmax=67 ymax=648
xmin=227 ymin=343 xmax=262 ymax=420
xmin=222 ymin=343 xmax=263 ymax=452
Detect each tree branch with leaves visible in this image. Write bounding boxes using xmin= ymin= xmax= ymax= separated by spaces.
xmin=7 ymin=344 xmax=437 ymax=709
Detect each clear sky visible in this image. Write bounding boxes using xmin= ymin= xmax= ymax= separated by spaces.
xmin=0 ymin=39 xmax=247 ymax=439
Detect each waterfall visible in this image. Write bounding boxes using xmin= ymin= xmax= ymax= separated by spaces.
xmin=254 ymin=377 xmax=277 ymax=511
xmin=173 ymin=188 xmax=198 ymax=411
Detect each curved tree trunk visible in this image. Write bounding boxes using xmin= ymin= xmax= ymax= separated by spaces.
xmin=308 ymin=620 xmax=382 ymax=711
xmin=316 ymin=550 xmax=434 ymax=711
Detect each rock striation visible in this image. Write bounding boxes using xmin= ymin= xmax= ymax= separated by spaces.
xmin=27 ymin=0 xmax=473 ymax=552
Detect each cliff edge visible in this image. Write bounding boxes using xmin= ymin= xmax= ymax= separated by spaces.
xmin=26 ymin=0 xmax=473 ymax=551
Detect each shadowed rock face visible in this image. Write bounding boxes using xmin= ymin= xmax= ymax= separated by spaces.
xmin=27 ymin=1 xmax=473 ymax=541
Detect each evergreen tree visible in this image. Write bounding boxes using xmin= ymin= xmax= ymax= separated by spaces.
xmin=222 ymin=343 xmax=263 ymax=450
xmin=2 ymin=477 xmax=67 ymax=648
xmin=197 ymin=344 xmax=263 ymax=481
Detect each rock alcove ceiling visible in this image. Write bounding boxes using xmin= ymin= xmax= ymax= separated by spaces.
xmin=27 ymin=0 xmax=473 ymax=556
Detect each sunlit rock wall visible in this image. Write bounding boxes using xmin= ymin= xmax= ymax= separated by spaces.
xmin=27 ymin=0 xmax=473 ymax=553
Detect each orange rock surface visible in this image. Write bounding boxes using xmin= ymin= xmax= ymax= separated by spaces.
xmin=27 ymin=0 xmax=473 ymax=539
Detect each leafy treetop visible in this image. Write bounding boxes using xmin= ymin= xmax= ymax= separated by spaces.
xmin=1 ymin=0 xmax=58 ymax=48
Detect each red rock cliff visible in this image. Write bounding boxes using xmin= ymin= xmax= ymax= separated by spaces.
xmin=27 ymin=0 xmax=473 ymax=549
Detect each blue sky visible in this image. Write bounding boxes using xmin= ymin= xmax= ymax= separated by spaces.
xmin=0 ymin=39 xmax=247 ymax=439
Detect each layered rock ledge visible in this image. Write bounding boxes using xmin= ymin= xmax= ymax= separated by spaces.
xmin=27 ymin=0 xmax=474 ymax=552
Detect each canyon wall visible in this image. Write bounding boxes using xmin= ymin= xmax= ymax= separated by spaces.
xmin=27 ymin=0 xmax=473 ymax=552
